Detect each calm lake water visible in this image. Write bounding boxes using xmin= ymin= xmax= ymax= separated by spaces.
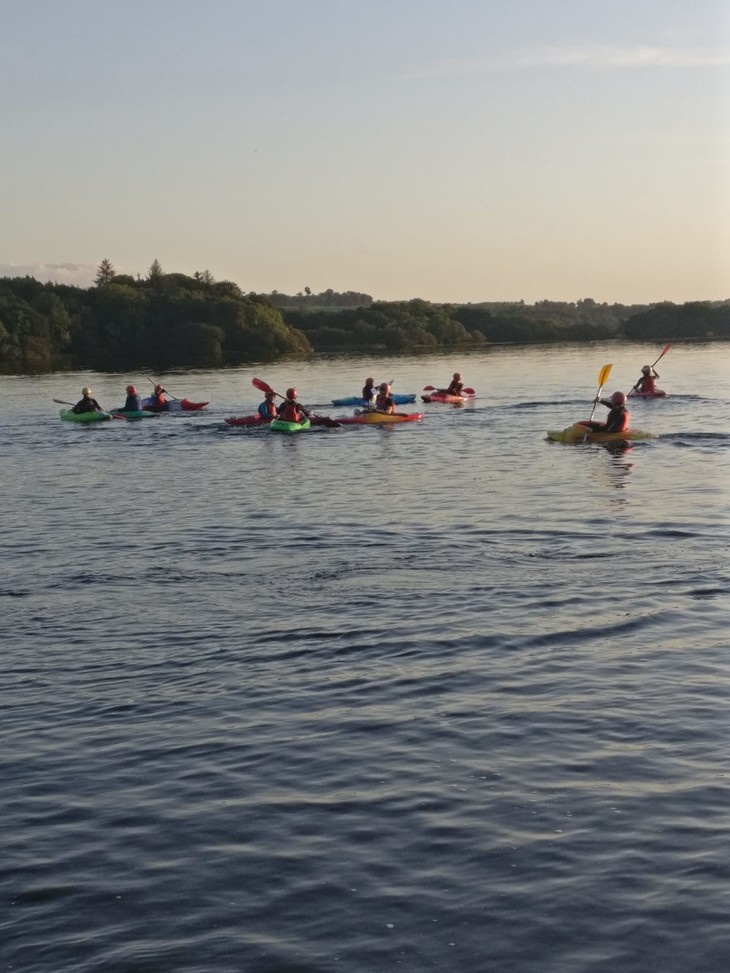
xmin=2 ymin=341 xmax=729 ymax=973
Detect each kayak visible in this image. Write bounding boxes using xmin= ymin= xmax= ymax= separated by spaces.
xmin=547 ymin=423 xmax=655 ymax=443
xmin=226 ymin=414 xmax=339 ymax=428
xmin=337 ymin=411 xmax=424 ymax=425
xmin=421 ymin=391 xmax=473 ymax=404
xmin=225 ymin=414 xmax=270 ymax=427
xmin=629 ymin=389 xmax=668 ymax=398
xmin=332 ymin=393 xmax=416 ymax=407
xmin=59 ymin=408 xmax=112 ymax=423
xmin=270 ymin=417 xmax=311 ymax=434
xmin=141 ymin=397 xmax=209 ymax=412
xmin=110 ymin=408 xmax=159 ymax=419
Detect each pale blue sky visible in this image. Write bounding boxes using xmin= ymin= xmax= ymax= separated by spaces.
xmin=1 ymin=0 xmax=728 ymax=302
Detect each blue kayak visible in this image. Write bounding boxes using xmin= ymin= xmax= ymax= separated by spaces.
xmin=332 ymin=393 xmax=416 ymax=407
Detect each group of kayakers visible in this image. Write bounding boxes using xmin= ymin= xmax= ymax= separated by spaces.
xmin=68 ymin=360 xmax=663 ymax=429
xmin=71 ymin=383 xmax=169 ymax=414
xmin=258 ymin=387 xmax=311 ymax=423
xmin=580 ymin=362 xmax=663 ymax=434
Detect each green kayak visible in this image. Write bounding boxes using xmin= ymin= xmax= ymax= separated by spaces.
xmin=270 ymin=417 xmax=311 ymax=434
xmin=110 ymin=408 xmax=159 ymax=419
xmin=59 ymin=409 xmax=112 ymax=423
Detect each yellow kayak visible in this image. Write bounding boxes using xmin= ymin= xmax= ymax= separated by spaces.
xmin=338 ymin=411 xmax=424 ymax=425
xmin=547 ymin=423 xmax=654 ymax=443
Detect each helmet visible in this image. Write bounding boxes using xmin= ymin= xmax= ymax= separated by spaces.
xmin=611 ymin=391 xmax=627 ymax=405
xmin=641 ymin=365 xmax=651 ymax=374
xmin=126 ymin=385 xmax=137 ymax=394
xmin=286 ymin=387 xmax=297 ymax=399
xmin=453 ymin=372 xmax=462 ymax=380
xmin=82 ymin=387 xmax=92 ymax=395
xmin=366 ymin=377 xmax=375 ymax=384
xmin=379 ymin=382 xmax=390 ymax=392
xmin=154 ymin=384 xmax=164 ymax=393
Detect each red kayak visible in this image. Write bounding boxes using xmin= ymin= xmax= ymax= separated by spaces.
xmin=421 ymin=391 xmax=474 ymax=404
xmin=225 ymin=414 xmax=269 ymax=427
xmin=142 ymin=396 xmax=209 ymax=412
xmin=629 ymin=389 xmax=668 ymax=399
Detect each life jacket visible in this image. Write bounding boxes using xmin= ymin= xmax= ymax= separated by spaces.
xmin=124 ymin=394 xmax=142 ymax=411
xmin=605 ymin=405 xmax=629 ymax=433
xmin=375 ymin=394 xmax=394 ymax=413
xmin=638 ymin=375 xmax=656 ymax=393
xmin=73 ymin=397 xmax=98 ymax=413
xmin=279 ymin=399 xmax=301 ymax=422
xmin=258 ymin=400 xmax=278 ymax=418
xmin=446 ymin=381 xmax=464 ymax=396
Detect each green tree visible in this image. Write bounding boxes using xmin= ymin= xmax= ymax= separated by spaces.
xmin=95 ymin=258 xmax=116 ymax=286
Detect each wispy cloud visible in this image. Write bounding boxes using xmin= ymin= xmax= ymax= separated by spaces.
xmin=0 ymin=262 xmax=97 ymax=286
xmin=413 ymin=45 xmax=730 ymax=77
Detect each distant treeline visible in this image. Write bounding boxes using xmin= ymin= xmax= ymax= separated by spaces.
xmin=1 ymin=261 xmax=728 ymax=370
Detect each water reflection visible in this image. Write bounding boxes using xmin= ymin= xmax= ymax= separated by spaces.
xmin=599 ymin=442 xmax=635 ymax=491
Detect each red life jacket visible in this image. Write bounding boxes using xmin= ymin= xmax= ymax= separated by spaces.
xmin=606 ymin=405 xmax=629 ymax=433
xmin=376 ymin=394 xmax=394 ymax=413
xmin=279 ymin=400 xmax=301 ymax=422
xmin=638 ymin=375 xmax=656 ymax=393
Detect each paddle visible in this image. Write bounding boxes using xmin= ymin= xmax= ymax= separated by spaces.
xmin=251 ymin=377 xmax=341 ymax=428
xmin=628 ymin=342 xmax=672 ymax=396
xmin=53 ymin=398 xmax=126 ymax=420
xmin=582 ymin=363 xmax=613 ymax=441
xmin=146 ymin=377 xmax=178 ymax=400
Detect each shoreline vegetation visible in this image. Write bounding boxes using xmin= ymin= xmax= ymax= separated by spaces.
xmin=1 ymin=259 xmax=729 ymax=373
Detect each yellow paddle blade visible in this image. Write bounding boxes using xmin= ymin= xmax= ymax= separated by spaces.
xmin=598 ymin=363 xmax=613 ymax=387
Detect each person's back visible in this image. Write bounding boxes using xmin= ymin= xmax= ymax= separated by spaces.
xmin=124 ymin=385 xmax=142 ymax=411
xmin=636 ymin=366 xmax=658 ymax=393
xmin=581 ymin=391 xmax=629 ymax=433
xmin=446 ymin=372 xmax=464 ymax=396
xmin=73 ymin=387 xmax=102 ymax=413
xmin=362 ymin=377 xmax=376 ymax=404
xmin=604 ymin=401 xmax=629 ymax=433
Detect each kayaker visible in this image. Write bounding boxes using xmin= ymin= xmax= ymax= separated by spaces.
xmin=632 ymin=365 xmax=660 ymax=395
xmin=446 ymin=372 xmax=464 ymax=396
xmin=362 ymin=377 xmax=377 ymax=405
xmin=374 ymin=382 xmax=395 ymax=414
xmin=149 ymin=383 xmax=167 ymax=408
xmin=257 ymin=389 xmax=279 ymax=419
xmin=581 ymin=391 xmax=630 ymax=434
xmin=278 ymin=387 xmax=310 ymax=423
xmin=72 ymin=387 xmax=104 ymax=414
xmin=123 ymin=385 xmax=142 ymax=411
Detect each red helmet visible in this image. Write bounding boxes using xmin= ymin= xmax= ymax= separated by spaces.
xmin=611 ymin=391 xmax=627 ymax=405
xmin=379 ymin=382 xmax=390 ymax=392
xmin=154 ymin=384 xmax=164 ymax=393
xmin=126 ymin=384 xmax=137 ymax=394
xmin=286 ymin=387 xmax=297 ymax=399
